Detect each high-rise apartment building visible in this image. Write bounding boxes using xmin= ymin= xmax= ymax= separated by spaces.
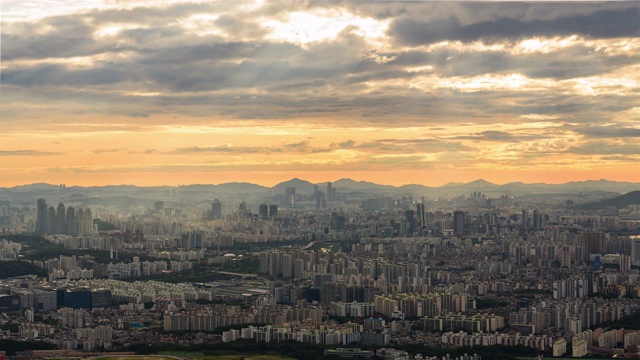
xmin=404 ymin=210 xmax=415 ymax=235
xmin=47 ymin=206 xmax=56 ymax=234
xmin=56 ymin=203 xmax=66 ymax=234
xmin=154 ymin=201 xmax=164 ymax=214
xmin=453 ymin=211 xmax=465 ymax=236
xmin=36 ymin=198 xmax=47 ymax=234
xmin=34 ymin=200 xmax=92 ymax=235
xmin=285 ymin=187 xmax=296 ymax=205
xmin=211 ymin=199 xmax=222 ymax=220
xmin=533 ymin=209 xmax=541 ymax=230
xmin=259 ymin=204 xmax=269 ymax=219
xmin=632 ymin=238 xmax=640 ymax=266
xmin=269 ymin=204 xmax=278 ymax=218
xmin=416 ymin=203 xmax=425 ymax=228
xmin=522 ymin=209 xmax=529 ymax=231
xmin=66 ymin=206 xmax=76 ymax=236
xmin=577 ymin=231 xmax=607 ymax=260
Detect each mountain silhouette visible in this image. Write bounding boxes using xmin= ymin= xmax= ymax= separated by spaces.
xmin=2 ymin=178 xmax=639 ymax=198
xmin=576 ymin=190 xmax=640 ymax=210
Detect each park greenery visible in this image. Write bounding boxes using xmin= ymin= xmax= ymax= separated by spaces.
xmin=93 ymin=218 xmax=118 ymax=231
xmin=474 ymin=298 xmax=510 ymax=310
xmin=0 ymin=339 xmax=57 ymax=355
xmin=0 ymin=260 xmax=47 ymax=278
xmin=595 ymin=313 xmax=640 ymax=330
xmin=2 ymin=234 xmax=159 ymax=263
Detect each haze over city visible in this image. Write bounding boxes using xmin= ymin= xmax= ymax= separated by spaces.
xmin=1 ymin=0 xmax=639 ymax=187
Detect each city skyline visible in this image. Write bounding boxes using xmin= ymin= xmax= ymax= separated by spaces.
xmin=1 ymin=1 xmax=639 ymax=187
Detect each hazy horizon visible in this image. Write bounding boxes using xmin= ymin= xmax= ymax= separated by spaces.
xmin=2 ymin=1 xmax=639 ymax=187
xmin=4 ymin=176 xmax=640 ymax=189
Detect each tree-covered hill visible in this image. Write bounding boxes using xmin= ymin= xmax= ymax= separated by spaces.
xmin=577 ymin=190 xmax=640 ymax=210
xmin=0 ymin=261 xmax=47 ymax=278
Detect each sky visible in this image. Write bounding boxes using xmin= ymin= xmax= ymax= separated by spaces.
xmin=1 ymin=0 xmax=639 ymax=187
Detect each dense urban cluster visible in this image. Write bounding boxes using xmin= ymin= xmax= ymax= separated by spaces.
xmin=1 ymin=181 xmax=640 ymax=359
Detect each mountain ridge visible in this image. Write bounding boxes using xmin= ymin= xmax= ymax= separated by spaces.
xmin=2 ymin=178 xmax=639 ymax=196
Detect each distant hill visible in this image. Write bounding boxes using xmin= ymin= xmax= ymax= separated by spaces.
xmin=0 ymin=261 xmax=47 ymax=278
xmin=0 ymin=183 xmax=61 ymax=196
xmin=330 ymin=178 xmax=397 ymax=192
xmin=399 ymin=184 xmax=433 ymax=194
xmin=576 ymin=190 xmax=640 ymax=210
xmin=441 ymin=181 xmax=465 ymax=187
xmin=467 ymin=179 xmax=494 ymax=186
xmin=272 ymin=178 xmax=317 ymax=194
xmin=2 ymin=179 xmax=640 ymax=200
xmin=4 ymin=183 xmax=60 ymax=191
xmin=214 ymin=182 xmax=269 ymax=192
xmin=181 ymin=183 xmax=268 ymax=192
xmin=548 ymin=179 xmax=640 ymax=194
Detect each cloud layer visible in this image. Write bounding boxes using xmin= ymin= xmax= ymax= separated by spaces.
xmin=1 ymin=1 xmax=639 ymax=186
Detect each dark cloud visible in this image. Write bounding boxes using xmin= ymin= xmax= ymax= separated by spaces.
xmin=170 ymin=142 xmax=332 ymax=155
xmin=389 ymin=7 xmax=640 ymax=46
xmin=1 ymin=2 xmax=638 ymax=130
xmin=171 ymin=145 xmax=264 ymax=154
xmin=449 ymin=131 xmax=545 ymax=143
xmin=1 ymin=15 xmax=97 ymax=60
xmin=0 ymin=150 xmax=60 ymax=156
xmin=214 ymin=14 xmax=270 ymax=39
xmin=1 ymin=33 xmax=98 ymax=61
xmin=355 ymin=138 xmax=473 ymax=153
xmin=91 ymin=148 xmax=125 ymax=154
xmin=565 ymin=140 xmax=640 ymax=155
xmin=1 ymin=64 xmax=139 ymax=87
xmin=1 ymin=3 xmax=249 ymax=61
xmin=600 ymin=155 xmax=640 ymax=162
xmin=574 ymin=126 xmax=640 ymax=138
xmin=415 ymin=47 xmax=638 ymax=80
xmin=168 ymin=138 xmax=471 ymax=157
xmin=334 ymin=140 xmax=356 ymax=149
xmin=138 ymin=42 xmax=264 ymax=66
xmin=341 ymin=2 xmax=638 ymax=23
xmin=127 ymin=149 xmax=156 ymax=154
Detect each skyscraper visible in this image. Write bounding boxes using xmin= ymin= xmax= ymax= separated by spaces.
xmin=315 ymin=190 xmax=323 ymax=209
xmin=521 ymin=209 xmax=529 ymax=231
xmin=76 ymin=209 xmax=84 ymax=234
xmin=47 ymin=206 xmax=56 ymax=234
xmin=416 ymin=203 xmax=425 ymax=228
xmin=259 ymin=204 xmax=269 ymax=219
xmin=631 ymin=238 xmax=640 ymax=266
xmin=269 ymin=204 xmax=278 ymax=218
xmin=78 ymin=208 xmax=93 ymax=235
xmin=66 ymin=206 xmax=77 ymax=236
xmin=285 ymin=187 xmax=296 ymax=205
xmin=327 ymin=182 xmax=333 ymax=202
xmin=404 ymin=209 xmax=415 ymax=235
xmin=211 ymin=199 xmax=222 ymax=220
xmin=36 ymin=198 xmax=48 ymax=234
xmin=36 ymin=199 xmax=91 ymax=235
xmin=56 ymin=203 xmax=66 ymax=234
xmin=577 ymin=231 xmax=607 ymax=260
xmin=533 ymin=209 xmax=541 ymax=230
xmin=453 ymin=211 xmax=465 ymax=236
xmin=154 ymin=201 xmax=164 ymax=214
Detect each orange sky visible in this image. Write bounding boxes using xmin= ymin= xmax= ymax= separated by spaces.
xmin=1 ymin=1 xmax=639 ymax=187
